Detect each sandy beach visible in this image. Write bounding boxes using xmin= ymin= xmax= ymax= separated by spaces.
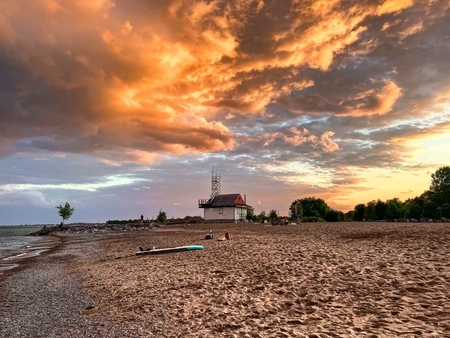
xmin=1 ymin=222 xmax=450 ymax=337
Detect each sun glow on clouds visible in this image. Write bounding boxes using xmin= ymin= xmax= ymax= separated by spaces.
xmin=278 ymin=161 xmax=335 ymax=187
xmin=0 ymin=0 xmax=413 ymax=155
xmin=0 ymin=175 xmax=145 ymax=193
xmin=376 ymin=0 xmax=414 ymax=15
xmin=342 ymin=80 xmax=403 ymax=116
xmin=408 ymin=133 xmax=450 ymax=165
xmin=119 ymin=89 xmax=141 ymax=108
xmin=339 ymin=166 xmax=430 ymax=205
xmin=259 ymin=128 xmax=339 ymax=153
xmin=0 ymin=0 xmax=449 ymax=221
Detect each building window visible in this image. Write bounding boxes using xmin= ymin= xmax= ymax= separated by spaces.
xmin=219 ymin=208 xmax=223 ymax=214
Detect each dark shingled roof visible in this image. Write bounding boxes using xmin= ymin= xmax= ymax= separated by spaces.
xmin=209 ymin=194 xmax=248 ymax=207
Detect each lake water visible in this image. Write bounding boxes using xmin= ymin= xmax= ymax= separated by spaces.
xmin=0 ymin=226 xmax=43 ymax=260
xmin=0 ymin=225 xmax=62 ymax=275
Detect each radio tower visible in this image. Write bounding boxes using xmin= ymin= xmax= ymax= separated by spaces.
xmin=209 ymin=167 xmax=221 ymax=202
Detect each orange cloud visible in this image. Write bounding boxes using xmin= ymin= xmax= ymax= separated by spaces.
xmin=0 ymin=0 xmax=443 ymax=167
xmin=188 ymin=1 xmax=217 ymax=23
xmin=320 ymin=131 xmax=340 ymax=153
xmin=256 ymin=128 xmax=340 ymax=153
xmin=343 ymin=80 xmax=403 ymax=116
xmin=276 ymin=3 xmax=368 ymax=71
xmin=376 ymin=0 xmax=414 ymax=15
xmin=283 ymin=128 xmax=318 ymax=146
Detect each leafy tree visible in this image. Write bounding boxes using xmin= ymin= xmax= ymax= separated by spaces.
xmin=353 ymin=204 xmax=366 ymax=221
xmin=439 ymin=203 xmax=450 ymax=219
xmin=56 ymin=202 xmax=74 ymax=224
xmin=290 ymin=197 xmax=330 ymax=219
xmin=344 ymin=210 xmax=355 ymax=221
xmin=404 ymin=198 xmax=422 ymax=219
xmin=282 ymin=166 xmax=450 ymax=224
xmin=429 ymin=166 xmax=450 ymax=205
xmin=301 ymin=216 xmax=324 ymax=222
xmin=364 ymin=200 xmax=377 ymax=221
xmin=423 ymin=200 xmax=438 ymax=219
xmin=246 ymin=206 xmax=255 ymax=220
xmin=419 ymin=191 xmax=437 ymax=219
xmin=156 ymin=210 xmax=167 ymax=223
xmin=325 ymin=209 xmax=342 ymax=222
xmin=386 ymin=198 xmax=402 ymax=221
xmin=269 ymin=209 xmax=278 ymax=220
xmin=290 ymin=201 xmax=303 ymax=220
xmin=257 ymin=211 xmax=267 ymax=222
xmin=375 ymin=199 xmax=388 ymax=220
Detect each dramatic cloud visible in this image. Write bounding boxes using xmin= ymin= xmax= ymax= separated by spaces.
xmin=0 ymin=0 xmax=449 ymax=223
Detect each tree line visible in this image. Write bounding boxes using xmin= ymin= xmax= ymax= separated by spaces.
xmin=55 ymin=166 xmax=449 ymax=224
xmin=286 ymin=166 xmax=450 ymax=222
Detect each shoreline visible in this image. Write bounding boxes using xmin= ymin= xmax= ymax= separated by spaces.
xmin=1 ymin=222 xmax=449 ymax=337
xmin=1 ymin=222 xmax=155 ymax=275
xmin=0 ymin=234 xmax=61 ymax=275
xmin=0 ymin=230 xmax=128 ymax=338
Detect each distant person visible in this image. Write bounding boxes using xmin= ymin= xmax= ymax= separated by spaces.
xmin=205 ymin=230 xmax=214 ymax=240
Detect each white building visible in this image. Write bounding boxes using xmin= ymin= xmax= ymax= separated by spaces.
xmin=198 ymin=193 xmax=251 ymax=222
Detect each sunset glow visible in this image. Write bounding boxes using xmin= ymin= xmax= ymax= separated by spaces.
xmin=0 ymin=0 xmax=449 ymax=224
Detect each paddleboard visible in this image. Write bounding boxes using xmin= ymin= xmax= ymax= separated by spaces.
xmin=136 ymin=245 xmax=204 ymax=256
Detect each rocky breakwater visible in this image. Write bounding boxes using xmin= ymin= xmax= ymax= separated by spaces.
xmin=29 ymin=222 xmax=158 ymax=236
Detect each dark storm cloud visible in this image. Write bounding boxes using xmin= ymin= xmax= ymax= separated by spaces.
xmin=0 ymin=0 xmax=449 ymax=223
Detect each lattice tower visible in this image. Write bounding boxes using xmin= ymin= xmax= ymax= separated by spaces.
xmin=210 ymin=168 xmax=221 ymax=201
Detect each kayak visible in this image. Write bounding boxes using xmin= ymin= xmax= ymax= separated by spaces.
xmin=136 ymin=245 xmax=204 ymax=255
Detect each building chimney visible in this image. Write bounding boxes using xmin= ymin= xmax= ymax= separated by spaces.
xmin=244 ymin=194 xmax=246 ymax=203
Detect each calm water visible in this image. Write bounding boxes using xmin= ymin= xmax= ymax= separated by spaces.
xmin=0 ymin=226 xmax=43 ymax=259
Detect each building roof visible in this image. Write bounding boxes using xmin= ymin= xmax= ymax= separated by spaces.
xmin=208 ymin=193 xmax=248 ymax=207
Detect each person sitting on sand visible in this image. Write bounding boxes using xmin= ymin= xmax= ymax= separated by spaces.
xmin=205 ymin=230 xmax=214 ymax=240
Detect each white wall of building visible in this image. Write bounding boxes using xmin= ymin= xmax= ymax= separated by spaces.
xmin=234 ymin=207 xmax=247 ymax=220
xmin=204 ymin=207 xmax=235 ymax=220
xmin=203 ymin=206 xmax=248 ymax=221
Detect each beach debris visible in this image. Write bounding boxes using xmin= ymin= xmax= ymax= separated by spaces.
xmin=139 ymin=246 xmax=156 ymax=251
xmin=217 ymin=232 xmax=231 ymax=241
xmin=205 ymin=230 xmax=214 ymax=240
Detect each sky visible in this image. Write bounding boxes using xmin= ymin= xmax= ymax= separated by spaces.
xmin=0 ymin=0 xmax=449 ymax=225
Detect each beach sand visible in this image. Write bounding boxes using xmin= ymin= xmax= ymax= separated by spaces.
xmin=1 ymin=222 xmax=450 ymax=337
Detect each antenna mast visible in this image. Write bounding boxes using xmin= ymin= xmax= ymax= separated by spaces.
xmin=209 ymin=166 xmax=221 ymax=202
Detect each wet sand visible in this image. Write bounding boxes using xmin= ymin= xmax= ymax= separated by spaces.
xmin=1 ymin=222 xmax=450 ymax=337
xmin=0 ymin=233 xmax=118 ymax=338
xmin=0 ymin=235 xmax=61 ymax=275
